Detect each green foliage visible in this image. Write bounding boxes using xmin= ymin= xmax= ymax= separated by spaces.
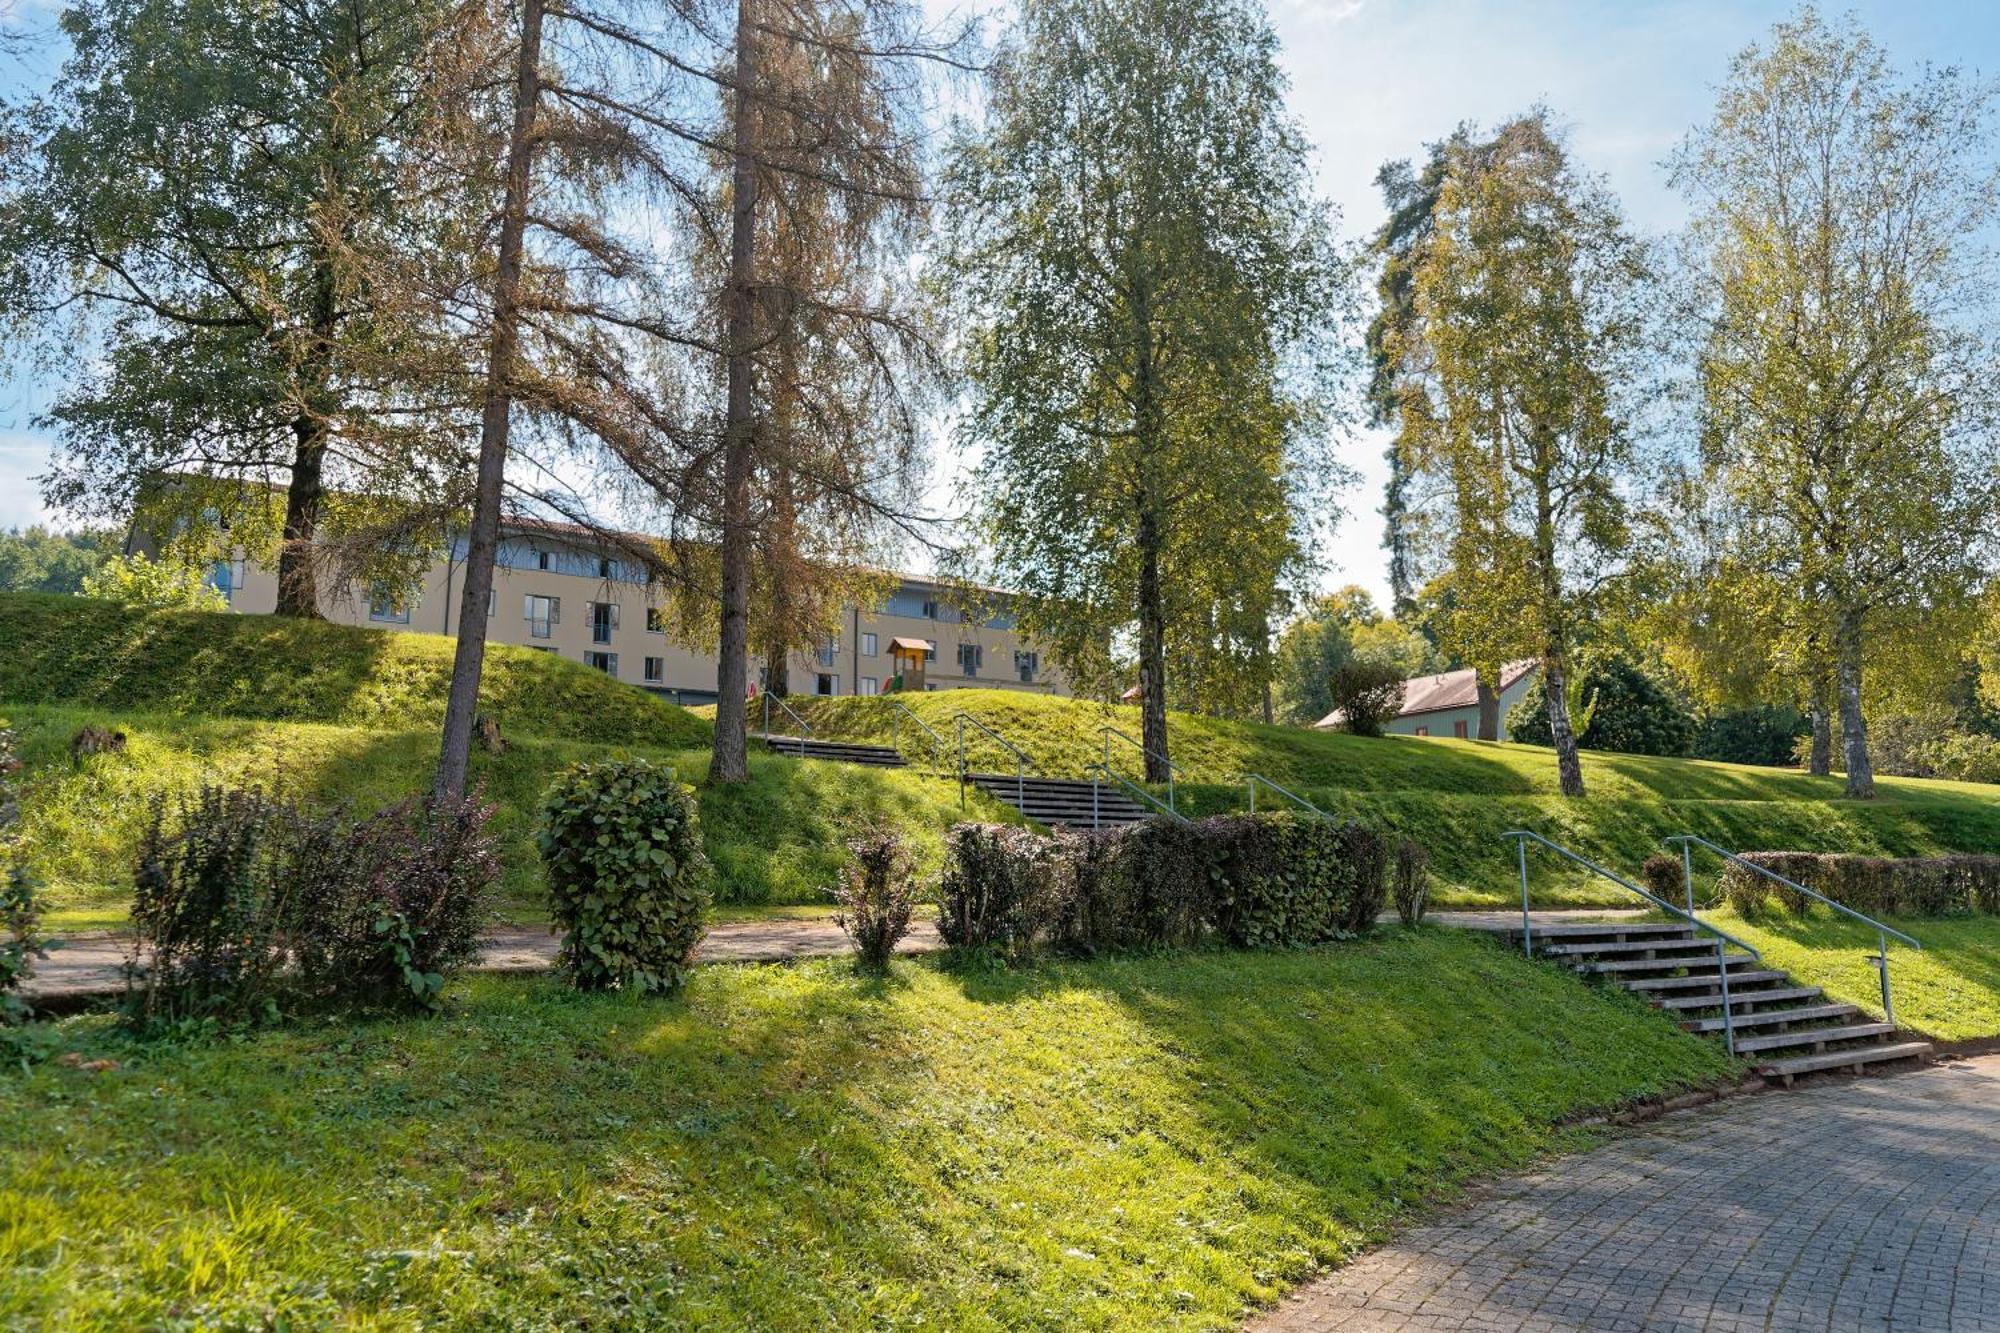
xmin=1509 ymin=654 xmax=1696 ymax=757
xmin=0 ymin=592 xmax=709 ymax=748
xmin=1392 ymin=839 xmax=1431 ymax=926
xmin=537 ymin=760 xmax=712 ymax=993
xmin=1271 ymin=586 xmax=1434 ymax=726
xmin=830 ymin=826 xmax=916 ymax=972
xmin=0 ymin=526 xmax=117 ymax=595
xmin=1720 ymin=852 xmax=2000 ymax=920
xmin=0 ymin=936 xmax=1734 ymax=1326
xmin=0 ymin=723 xmax=52 ymax=1049
xmin=1640 ymin=853 xmax=1683 ymax=906
xmin=1328 ymin=659 xmax=1406 ymax=737
xmin=125 ymin=785 xmax=496 ymax=1029
xmin=944 ymin=0 xmax=1345 ymax=719
xmin=79 ymin=552 xmax=229 ymax=610
xmin=1695 ymin=704 xmax=1808 ymax=767
xmin=938 ymin=813 xmax=1390 ymax=958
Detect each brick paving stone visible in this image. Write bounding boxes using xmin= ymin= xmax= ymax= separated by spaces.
xmin=1250 ymin=1055 xmax=2000 ymax=1333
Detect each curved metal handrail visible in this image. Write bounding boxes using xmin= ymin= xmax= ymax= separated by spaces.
xmin=1245 ymin=772 xmax=1331 ymax=820
xmin=1089 ymin=762 xmax=1187 ymax=826
xmin=1505 ymin=829 xmax=1760 ymax=1057
xmin=1665 ymin=833 xmax=1920 ymax=1025
xmin=1101 ymin=725 xmax=1178 ymax=813
xmin=954 ymin=711 xmax=1036 ymax=808
xmin=758 ymin=692 xmax=815 ymax=756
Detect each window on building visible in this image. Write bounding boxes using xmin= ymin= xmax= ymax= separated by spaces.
xmin=1414 ymin=725 xmax=1430 ymax=737
xmin=815 ymin=636 xmax=838 ymax=667
xmin=920 ymin=598 xmax=939 ymax=619
xmin=584 ymin=650 xmax=618 ymax=676
xmin=644 ymin=656 xmax=665 ymax=684
xmin=1453 ymin=720 xmax=1468 ymax=739
xmin=210 ymin=556 xmax=248 ymax=600
xmin=1014 ymin=650 xmax=1039 ymax=683
xmin=924 ymin=639 xmax=937 ymax=662
xmin=536 ymin=549 xmax=551 ymax=571
xmin=590 ymin=600 xmax=618 ymax=644
xmin=859 ymin=676 xmax=879 ymax=696
xmin=367 ymin=584 xmax=410 ymax=624
xmin=957 ymin=642 xmax=983 ymax=677
xmin=597 ymin=556 xmax=611 ymax=578
xmin=645 ymin=606 xmax=665 ymax=634
xmin=816 ymin=673 xmax=838 ymax=695
xmin=526 ymin=594 xmax=559 ymax=639
xmin=861 ymin=632 xmax=877 ymax=657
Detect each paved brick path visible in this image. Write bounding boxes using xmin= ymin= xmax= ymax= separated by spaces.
xmin=1251 ymin=1054 xmax=2000 ymax=1332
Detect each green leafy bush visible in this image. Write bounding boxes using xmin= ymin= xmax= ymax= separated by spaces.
xmin=1695 ymin=705 xmax=1807 ymax=767
xmin=1509 ymin=653 xmax=1696 ymax=756
xmin=126 ymin=785 xmax=496 ymax=1029
xmin=538 ymin=760 xmax=712 ymax=992
xmin=938 ymin=813 xmax=1392 ymax=958
xmin=936 ymin=823 xmax=1066 ymax=959
xmin=80 ymin=552 xmax=229 ymax=610
xmin=1641 ymin=853 xmax=1684 ymax=907
xmin=831 ymin=826 xmax=916 ymax=971
xmin=1 ymin=724 xmax=53 ymax=1054
xmin=1393 ymin=839 xmax=1431 ymax=926
xmin=1327 ymin=660 xmax=1406 ymax=737
xmin=1721 ymin=852 xmax=2000 ymax=919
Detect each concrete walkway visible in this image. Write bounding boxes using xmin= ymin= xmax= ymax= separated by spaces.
xmin=19 ymin=908 xmax=1636 ymax=1007
xmin=1250 ymin=1053 xmax=2000 ymax=1332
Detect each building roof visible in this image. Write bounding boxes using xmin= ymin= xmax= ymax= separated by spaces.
xmin=1315 ymin=659 xmax=1538 ymax=730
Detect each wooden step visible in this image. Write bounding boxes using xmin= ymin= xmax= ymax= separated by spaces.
xmin=1511 ymin=922 xmax=1695 ymax=941
xmin=1681 ymin=1002 xmax=1864 ymax=1033
xmin=1619 ymin=969 xmax=1788 ymax=994
xmin=1756 ymin=1041 xmax=1934 ymax=1083
xmin=1540 ymin=938 xmax=1721 ymax=959
xmin=1732 ymin=1022 xmax=1899 ymax=1055
xmin=1653 ymin=984 xmax=1823 ymax=1011
xmin=1580 ymin=953 xmax=1760 ymax=976
xmin=763 ymin=736 xmax=906 ymax=766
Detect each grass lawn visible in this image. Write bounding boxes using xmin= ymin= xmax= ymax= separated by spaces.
xmin=0 ymin=930 xmax=1733 ymax=1329
xmin=7 ymin=705 xmax=1020 ymax=922
xmin=772 ymin=691 xmax=2000 ymax=907
xmin=1710 ymin=908 xmax=2000 ymax=1043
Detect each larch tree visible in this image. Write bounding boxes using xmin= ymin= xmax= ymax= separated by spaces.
xmin=3 ymin=0 xmax=491 ymax=616
xmin=1390 ymin=112 xmax=1648 ymax=798
xmin=944 ymin=0 xmax=1343 ymax=781
xmin=1669 ymin=9 xmax=2000 ymax=798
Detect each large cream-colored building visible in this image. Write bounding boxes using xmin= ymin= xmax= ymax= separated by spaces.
xmin=196 ymin=519 xmax=1067 ymax=706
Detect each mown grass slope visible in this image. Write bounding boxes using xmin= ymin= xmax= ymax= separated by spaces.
xmin=9 ymin=705 xmax=1015 ymax=925
xmin=0 ymin=592 xmax=711 ymax=748
xmin=0 ymin=931 xmax=1733 ymax=1329
xmin=779 ymin=691 xmax=2000 ymax=906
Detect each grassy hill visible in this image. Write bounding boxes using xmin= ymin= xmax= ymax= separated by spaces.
xmin=0 ymin=591 xmax=711 ymax=749
xmin=773 ymin=690 xmax=2000 ymax=907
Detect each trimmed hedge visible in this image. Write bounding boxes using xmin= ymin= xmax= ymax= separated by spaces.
xmin=1721 ymin=852 xmax=2000 ymax=919
xmin=937 ymin=813 xmax=1391 ymax=958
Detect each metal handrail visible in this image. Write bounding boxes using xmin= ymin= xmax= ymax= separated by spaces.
xmin=954 ymin=711 xmax=1035 ymax=809
xmin=1245 ymin=772 xmax=1332 ymax=821
xmin=886 ymin=699 xmax=949 ymax=772
xmin=758 ymin=692 xmax=814 ymax=756
xmin=1504 ymin=830 xmax=1758 ymax=1057
xmin=1089 ymin=762 xmax=1187 ymax=827
xmin=1665 ymin=834 xmax=1920 ymax=1026
xmin=1101 ymin=725 xmax=1178 ymax=813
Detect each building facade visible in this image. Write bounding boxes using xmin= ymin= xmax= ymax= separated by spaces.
xmin=1316 ymin=660 xmax=1539 ymax=740
xmin=194 ymin=522 xmax=1067 ymax=706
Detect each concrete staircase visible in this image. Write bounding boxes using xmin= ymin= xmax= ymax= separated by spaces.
xmin=762 ymin=735 xmax=907 ymax=768
xmin=1513 ymin=920 xmax=1934 ymax=1085
xmin=965 ymin=773 xmax=1154 ymax=828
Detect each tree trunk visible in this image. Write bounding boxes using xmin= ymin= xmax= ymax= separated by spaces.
xmin=1542 ymin=653 xmax=1585 ymax=797
xmin=709 ymin=0 xmax=760 ymax=785
xmin=275 ymin=257 xmax=339 ymax=619
xmin=1476 ymin=676 xmax=1498 ymax=741
xmin=1807 ymin=668 xmax=1833 ymax=777
xmin=764 ymin=641 xmax=789 ymax=697
xmin=1135 ymin=498 xmax=1169 ymax=783
xmin=1836 ymin=607 xmax=1874 ymax=798
xmin=435 ymin=0 xmax=543 ymax=798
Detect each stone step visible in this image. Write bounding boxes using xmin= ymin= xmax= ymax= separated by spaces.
xmin=1756 ymin=1041 xmax=1934 ymax=1083
xmin=763 ymin=736 xmax=907 ymax=767
xmin=1579 ymin=953 xmax=1761 ymax=976
xmin=1618 ymin=969 xmax=1790 ymax=994
xmin=1511 ymin=922 xmax=1696 ymax=941
xmin=1731 ymin=1022 xmax=1900 ymax=1055
xmin=1654 ymin=984 xmax=1827 ymax=1012
xmin=1680 ymin=1002 xmax=1865 ymax=1034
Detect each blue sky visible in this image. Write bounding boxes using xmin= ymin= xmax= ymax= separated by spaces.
xmin=2 ymin=0 xmax=1995 ymax=604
